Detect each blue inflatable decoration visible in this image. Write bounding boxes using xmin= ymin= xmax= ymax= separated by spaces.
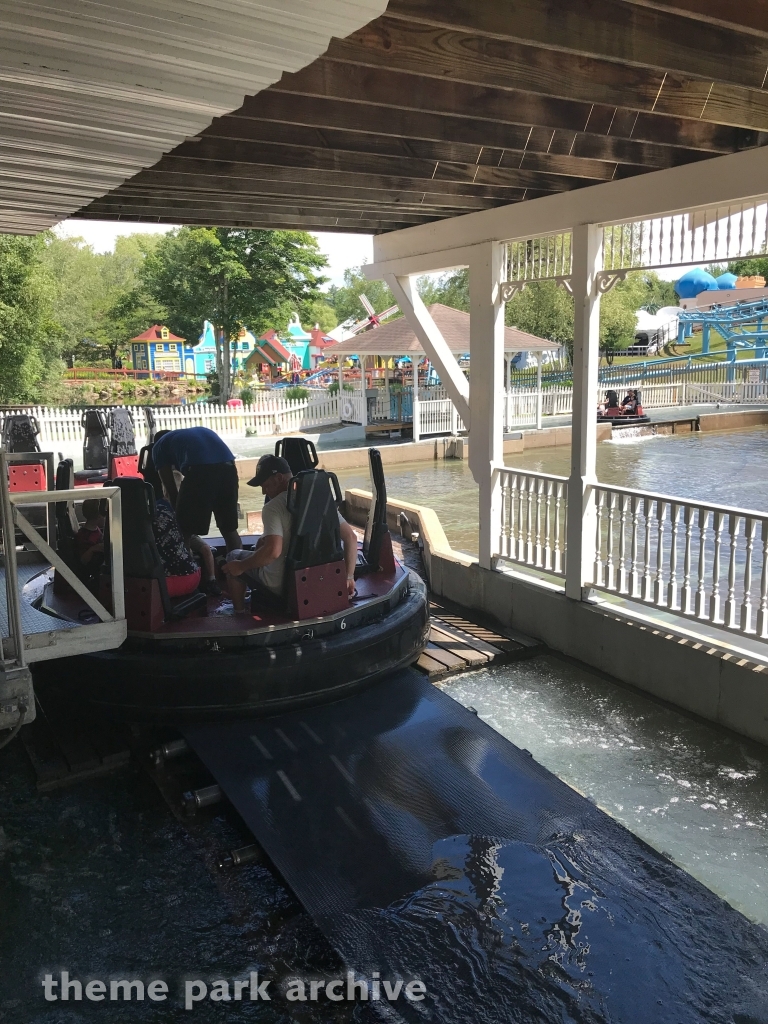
xmin=715 ymin=272 xmax=738 ymax=290
xmin=674 ymin=268 xmax=719 ymax=298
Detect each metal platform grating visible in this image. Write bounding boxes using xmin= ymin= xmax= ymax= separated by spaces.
xmin=0 ymin=566 xmax=76 ymax=637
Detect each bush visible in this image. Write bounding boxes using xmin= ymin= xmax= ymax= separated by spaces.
xmin=328 ymin=381 xmax=354 ymax=395
xmin=206 ymin=369 xmax=220 ymax=398
xmin=284 ymin=386 xmax=309 ymax=401
xmin=239 ymin=386 xmax=254 ymax=405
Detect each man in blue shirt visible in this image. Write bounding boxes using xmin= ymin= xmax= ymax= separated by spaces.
xmin=152 ymin=427 xmax=242 ymax=551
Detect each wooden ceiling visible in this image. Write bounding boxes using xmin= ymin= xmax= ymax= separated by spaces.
xmin=73 ymin=0 xmax=768 ymax=234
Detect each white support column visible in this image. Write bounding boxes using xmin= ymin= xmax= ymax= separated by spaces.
xmin=360 ymin=355 xmax=368 ymax=428
xmin=565 ymin=223 xmax=603 ymax=601
xmin=536 ymin=352 xmax=543 ymax=430
xmin=384 ymin=362 xmax=391 ymax=420
xmin=468 ymin=241 xmax=506 ymax=570
xmin=385 ymin=273 xmax=470 ymax=428
xmin=412 ymin=360 xmax=421 ymax=442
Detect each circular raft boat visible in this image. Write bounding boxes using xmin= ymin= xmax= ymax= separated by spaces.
xmin=28 ymin=447 xmax=430 ymax=723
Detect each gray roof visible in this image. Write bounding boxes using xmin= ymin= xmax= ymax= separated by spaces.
xmin=328 ymin=304 xmax=558 ymax=357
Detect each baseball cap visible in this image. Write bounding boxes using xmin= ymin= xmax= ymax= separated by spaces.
xmin=247 ymin=454 xmax=292 ymax=487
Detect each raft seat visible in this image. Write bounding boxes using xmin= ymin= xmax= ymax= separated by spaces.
xmin=282 ymin=469 xmax=350 ymax=621
xmin=101 ymin=477 xmax=206 ymax=631
xmin=109 ymin=453 xmax=140 ymax=478
xmin=8 ymin=463 xmax=46 ymax=492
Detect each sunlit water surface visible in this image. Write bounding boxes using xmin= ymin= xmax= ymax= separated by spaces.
xmin=443 ymin=655 xmax=768 ymax=926
xmin=236 ymin=427 xmax=768 ymax=555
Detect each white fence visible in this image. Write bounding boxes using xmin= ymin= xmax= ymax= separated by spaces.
xmin=492 ymin=464 xmax=768 ymax=641
xmin=13 ymin=377 xmax=768 ymax=451
xmin=494 ymin=467 xmax=568 ymax=577
xmin=592 ymin=484 xmax=768 ymax=639
xmin=15 ymin=393 xmax=341 ymax=446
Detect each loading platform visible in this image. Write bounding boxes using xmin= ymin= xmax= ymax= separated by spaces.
xmin=183 ymin=668 xmax=768 ymax=1022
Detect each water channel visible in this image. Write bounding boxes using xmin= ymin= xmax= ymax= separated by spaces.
xmin=236 ymin=424 xmax=768 ymax=558
xmin=319 ymin=426 xmax=768 ymax=927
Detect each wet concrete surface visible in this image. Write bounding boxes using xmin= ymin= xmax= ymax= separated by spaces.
xmin=0 ymin=738 xmax=359 ymax=1023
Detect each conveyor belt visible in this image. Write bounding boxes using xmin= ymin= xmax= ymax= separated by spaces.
xmin=184 ymin=669 xmax=768 ymax=1024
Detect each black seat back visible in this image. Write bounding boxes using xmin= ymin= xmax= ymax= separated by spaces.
xmin=1 ymin=414 xmax=41 ymax=453
xmin=285 ymin=470 xmax=343 ymax=570
xmin=275 ymin=436 xmax=319 ymax=475
xmin=138 ymin=443 xmax=163 ymax=498
xmin=82 ymin=410 xmax=109 ymax=469
xmin=108 ymin=477 xmax=166 ymax=583
xmin=103 ymin=477 xmax=206 ymax=622
xmin=108 ymin=408 xmax=136 ymax=455
xmin=144 ymin=408 xmax=157 ymax=443
xmin=363 ymin=447 xmax=389 ymax=571
xmin=53 ymin=459 xmax=81 ymax=578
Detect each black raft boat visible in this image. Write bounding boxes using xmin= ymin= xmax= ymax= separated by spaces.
xmin=28 ymin=441 xmax=429 ymax=722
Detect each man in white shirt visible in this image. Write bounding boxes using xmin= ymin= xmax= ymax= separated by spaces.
xmin=222 ymin=455 xmax=358 ymax=613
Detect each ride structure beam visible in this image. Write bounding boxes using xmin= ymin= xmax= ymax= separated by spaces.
xmin=384 ymin=274 xmax=471 ymax=428
xmin=331 ymin=17 xmax=768 ymax=133
xmin=468 ymin=241 xmax=506 ymax=570
xmin=565 ymin=223 xmax=602 ymax=602
xmin=385 ymin=0 xmax=768 ymax=91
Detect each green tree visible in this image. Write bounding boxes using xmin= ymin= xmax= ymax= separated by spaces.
xmin=0 ymin=233 xmax=62 ymax=403
xmin=42 ymin=232 xmax=165 ymax=367
xmin=144 ymin=227 xmax=328 ymax=399
xmin=327 ymin=267 xmax=399 ymax=325
xmin=418 ymin=269 xmax=469 ymax=311
xmin=42 ymin=234 xmax=102 ymax=366
xmin=299 ymin=297 xmax=338 ymax=333
xmin=726 ymin=255 xmax=768 ymax=278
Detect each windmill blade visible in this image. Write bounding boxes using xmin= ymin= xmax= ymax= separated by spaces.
xmin=378 ymin=305 xmax=399 ymax=322
xmin=348 ymin=319 xmax=372 ymax=336
xmin=358 ymin=293 xmax=376 ymax=317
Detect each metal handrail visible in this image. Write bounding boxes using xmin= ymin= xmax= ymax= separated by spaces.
xmin=0 ymin=459 xmax=126 ymax=665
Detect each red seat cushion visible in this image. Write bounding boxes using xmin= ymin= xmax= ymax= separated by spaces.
xmin=8 ymin=463 xmax=46 ymax=492
xmin=109 ymin=454 xmax=140 ymax=478
xmin=166 ymin=568 xmax=201 ymax=598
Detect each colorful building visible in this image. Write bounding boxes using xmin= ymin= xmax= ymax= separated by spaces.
xmin=129 ymin=325 xmax=197 ymax=375
xmin=192 ymin=320 xmax=260 ymax=377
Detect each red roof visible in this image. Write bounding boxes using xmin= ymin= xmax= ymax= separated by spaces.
xmin=310 ymin=326 xmax=335 ymax=349
xmin=130 ymin=324 xmax=186 ymax=343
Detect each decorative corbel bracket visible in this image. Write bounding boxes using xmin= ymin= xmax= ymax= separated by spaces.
xmin=500 ymin=281 xmax=527 ymax=301
xmin=595 ymin=269 xmax=629 ymax=294
xmin=501 ymin=275 xmax=573 ymax=300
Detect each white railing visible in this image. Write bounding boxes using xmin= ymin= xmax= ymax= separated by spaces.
xmin=340 ymin=393 xmax=365 ymax=424
xmin=683 ymin=381 xmax=768 ymax=405
xmin=14 ymin=394 xmax=342 ymax=445
xmin=0 ymin=455 xmax=127 ymax=666
xmin=419 ymin=397 xmax=465 ymax=436
xmin=494 ymin=467 xmax=568 ymax=578
xmin=593 ymin=484 xmax=768 ymax=638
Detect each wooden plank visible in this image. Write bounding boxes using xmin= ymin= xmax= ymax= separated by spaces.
xmin=416 ymin=651 xmax=449 ymax=677
xmin=86 ymin=187 xmax=496 ymax=216
xmin=427 ymin=630 xmax=490 ymax=665
xmin=386 ymin=0 xmax=768 ymax=91
xmin=131 ymin=165 xmax=534 ymax=202
xmin=180 ymin=133 xmax=623 ymax=182
xmin=331 ymin=18 xmax=768 ymax=133
xmin=424 ymin=639 xmax=470 ymax=670
xmin=430 ymin=621 xmax=503 ymax=658
xmin=622 ymin=0 xmax=768 ymax=39
xmin=275 ymin=61 xmax=746 ymax=154
xmin=155 ymin=151 xmax=596 ymax=195
xmin=120 ymin=168 xmax=508 ymax=208
xmin=236 ymin=96 xmax=716 ymax=166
